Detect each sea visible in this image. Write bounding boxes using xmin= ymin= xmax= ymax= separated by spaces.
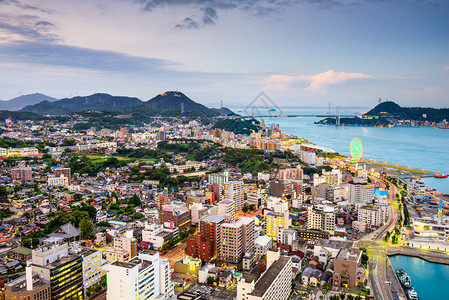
xmin=249 ymin=108 xmax=449 ymax=193
xmin=389 ymin=255 xmax=449 ymax=299
xmin=250 ymin=107 xmax=449 ymax=299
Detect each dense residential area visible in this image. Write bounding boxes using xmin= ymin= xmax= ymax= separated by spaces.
xmin=0 ymin=111 xmax=445 ymax=300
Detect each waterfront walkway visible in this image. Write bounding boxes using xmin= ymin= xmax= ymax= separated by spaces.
xmin=388 ymin=247 xmax=449 ymax=265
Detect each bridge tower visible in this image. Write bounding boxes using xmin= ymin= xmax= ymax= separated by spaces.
xmin=220 ymin=100 xmax=223 ymax=117
xmin=336 ymin=106 xmax=341 ymax=125
xmin=328 ymin=102 xmax=331 ymax=114
xmin=181 ymin=101 xmax=184 ymax=114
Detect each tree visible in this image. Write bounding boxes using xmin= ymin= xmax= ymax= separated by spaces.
xmin=242 ymin=205 xmax=249 ymax=213
xmin=207 ymin=276 xmax=215 ymax=285
xmin=347 ymin=295 xmax=354 ymax=300
xmin=339 ymin=294 xmax=346 ymax=300
xmin=71 ymin=210 xmax=90 ymax=227
xmin=80 ymin=205 xmax=97 ymax=219
xmin=128 ymin=194 xmax=142 ymax=207
xmin=80 ymin=218 xmax=94 ymax=239
xmin=97 ymin=221 xmax=111 ymax=227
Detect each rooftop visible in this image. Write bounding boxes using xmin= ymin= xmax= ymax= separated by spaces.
xmin=200 ymin=215 xmax=225 ymax=223
xmin=250 ymin=256 xmax=291 ymax=297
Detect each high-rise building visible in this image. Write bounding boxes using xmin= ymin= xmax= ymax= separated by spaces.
xmin=307 ymin=206 xmax=335 ymax=234
xmin=28 ymin=243 xmax=84 ymax=299
xmin=107 ymin=250 xmax=174 ymax=300
xmin=217 ymin=200 xmax=235 ymax=223
xmin=223 ymin=181 xmax=244 ymax=211
xmin=199 ymin=215 xmax=225 ymax=257
xmin=348 ymin=179 xmax=375 ymax=204
xmin=313 ymin=169 xmax=342 ymax=187
xmin=219 ymin=217 xmax=255 ymax=266
xmin=80 ymin=248 xmax=102 ymax=293
xmin=265 ymin=211 xmax=291 ymax=242
xmin=208 ymin=171 xmax=229 ymax=187
xmin=278 ymin=166 xmax=303 ymax=180
xmin=237 ymin=255 xmax=292 ymax=300
xmin=11 ymin=164 xmax=32 ymax=182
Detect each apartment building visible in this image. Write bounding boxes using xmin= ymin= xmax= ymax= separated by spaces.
xmin=107 ymin=250 xmax=174 ymax=300
xmin=307 ymin=206 xmax=335 ymax=234
xmin=265 ymin=211 xmax=291 ymax=242
xmin=223 ymin=181 xmax=244 ymax=211
xmin=199 ymin=215 xmax=225 ymax=257
xmin=348 ymin=178 xmax=375 ymax=204
xmin=219 ymin=217 xmax=255 ymax=266
xmin=237 ymin=256 xmax=292 ymax=300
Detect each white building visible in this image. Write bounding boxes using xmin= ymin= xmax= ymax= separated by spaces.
xmin=266 ymin=196 xmax=289 ymax=213
xmin=107 ymin=251 xmax=173 ymax=300
xmin=348 ymin=178 xmax=375 ymax=204
xmin=254 ymin=235 xmax=273 ymax=258
xmin=407 ymin=178 xmax=426 ymax=196
xmin=80 ymin=247 xmax=102 ymax=291
xmin=357 ymin=204 xmax=387 ymax=228
xmin=217 ymin=199 xmax=235 ymax=223
xmin=313 ymin=169 xmax=342 ymax=187
xmin=47 ymin=174 xmax=69 ymax=187
xmin=237 ymin=255 xmax=292 ymax=300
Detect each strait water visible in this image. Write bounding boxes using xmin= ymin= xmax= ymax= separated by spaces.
xmin=254 ymin=108 xmax=449 ymax=193
xmin=389 ymin=255 xmax=449 ymax=300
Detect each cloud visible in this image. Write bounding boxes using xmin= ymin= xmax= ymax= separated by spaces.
xmin=403 ymin=86 xmax=440 ymax=95
xmin=0 ymin=41 xmax=177 ymax=73
xmin=175 ymin=17 xmax=199 ymax=29
xmin=202 ymin=7 xmax=218 ymax=25
xmin=262 ymin=70 xmax=373 ymax=93
xmin=442 ymin=65 xmax=449 ymax=71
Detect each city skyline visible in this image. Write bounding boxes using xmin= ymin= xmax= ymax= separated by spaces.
xmin=0 ymin=0 xmax=448 ymax=108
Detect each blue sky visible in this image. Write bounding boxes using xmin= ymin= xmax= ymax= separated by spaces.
xmin=0 ymin=0 xmax=448 ymax=109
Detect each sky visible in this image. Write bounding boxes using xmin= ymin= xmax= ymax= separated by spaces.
xmin=0 ymin=0 xmax=448 ymax=109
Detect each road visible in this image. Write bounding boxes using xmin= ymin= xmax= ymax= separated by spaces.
xmin=161 ymin=243 xmax=186 ymax=268
xmin=361 ymin=177 xmax=400 ymax=300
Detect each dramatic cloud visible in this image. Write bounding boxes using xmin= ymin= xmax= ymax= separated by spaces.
xmin=262 ymin=70 xmax=373 ymax=93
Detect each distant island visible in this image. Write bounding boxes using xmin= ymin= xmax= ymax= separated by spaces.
xmin=316 ymin=101 xmax=449 ymax=127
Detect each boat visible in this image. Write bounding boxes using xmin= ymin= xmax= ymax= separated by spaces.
xmin=407 ymin=288 xmax=419 ymax=300
xmin=396 ymin=269 xmax=412 ymax=289
xmin=434 ymin=174 xmax=448 ymax=178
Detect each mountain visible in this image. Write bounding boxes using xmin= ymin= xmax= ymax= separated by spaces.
xmin=0 ymin=93 xmax=58 ymax=110
xmin=0 ymin=110 xmax=44 ymax=121
xmin=209 ymin=107 xmax=237 ymax=116
xmin=144 ymin=91 xmax=216 ymax=116
xmin=366 ymin=101 xmax=449 ymax=122
xmin=21 ymin=93 xmax=143 ymax=115
xmin=365 ymin=101 xmax=402 ymax=116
